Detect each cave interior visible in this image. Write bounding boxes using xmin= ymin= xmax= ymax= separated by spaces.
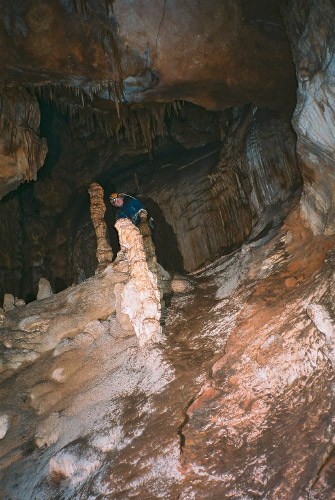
xmin=1 ymin=0 xmax=335 ymax=498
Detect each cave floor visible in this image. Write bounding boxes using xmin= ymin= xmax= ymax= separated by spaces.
xmin=1 ymin=209 xmax=335 ymax=498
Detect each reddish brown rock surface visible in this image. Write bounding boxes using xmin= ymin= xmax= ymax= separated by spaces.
xmin=180 ymin=212 xmax=335 ymax=497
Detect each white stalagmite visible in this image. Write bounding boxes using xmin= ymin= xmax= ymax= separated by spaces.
xmin=37 ymin=278 xmax=53 ymax=300
xmin=3 ymin=294 xmax=14 ymax=312
xmin=115 ymin=218 xmax=162 ymax=346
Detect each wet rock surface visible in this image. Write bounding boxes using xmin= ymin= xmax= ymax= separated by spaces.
xmin=0 ymin=1 xmax=335 ymax=497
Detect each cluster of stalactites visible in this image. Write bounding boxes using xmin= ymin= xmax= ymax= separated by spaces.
xmin=0 ymin=86 xmax=48 ymax=197
xmin=72 ymin=0 xmax=115 ymax=17
xmin=0 ymin=85 xmax=40 ymax=146
xmin=70 ymin=0 xmax=123 ymax=107
xmin=34 ymin=83 xmax=183 ymax=153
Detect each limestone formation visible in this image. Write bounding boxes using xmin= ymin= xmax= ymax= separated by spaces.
xmin=0 ymin=266 xmax=172 ymax=498
xmin=0 ymin=87 xmax=47 ymax=199
xmin=171 ymin=275 xmax=193 ymax=294
xmin=0 ymin=1 xmax=295 ymax=113
xmin=37 ymin=278 xmax=53 ymax=300
xmin=139 ymin=214 xmax=157 ymax=273
xmin=138 ymin=213 xmax=172 ymax=300
xmin=0 ymin=414 xmax=9 ymax=439
xmin=3 ymin=293 xmax=14 ymax=312
xmin=88 ymin=183 xmax=113 ymax=271
xmin=146 ymin=108 xmax=301 ymax=272
xmin=14 ymin=298 xmax=25 ymax=308
xmin=285 ymin=0 xmax=335 ymax=235
xmin=0 ymin=1 xmax=335 ymax=498
xmin=0 ymin=266 xmax=126 ymax=380
xmin=115 ymin=218 xmax=162 ymax=346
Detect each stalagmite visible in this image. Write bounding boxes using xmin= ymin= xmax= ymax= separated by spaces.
xmin=88 ymin=183 xmax=113 ymax=271
xmin=0 ymin=414 xmax=9 ymax=439
xmin=138 ymin=213 xmax=157 ymax=274
xmin=3 ymin=294 xmax=14 ymax=312
xmin=14 ymin=298 xmax=25 ymax=308
xmin=138 ymin=214 xmax=172 ymax=300
xmin=37 ymin=278 xmax=53 ymax=300
xmin=114 ymin=218 xmax=162 ymax=346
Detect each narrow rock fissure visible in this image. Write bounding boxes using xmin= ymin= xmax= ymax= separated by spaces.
xmin=177 ymin=397 xmax=195 ymax=453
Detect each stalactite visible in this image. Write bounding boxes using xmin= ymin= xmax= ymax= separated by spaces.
xmin=70 ymin=0 xmax=123 ymax=108
xmin=32 ymin=81 xmax=182 ymax=153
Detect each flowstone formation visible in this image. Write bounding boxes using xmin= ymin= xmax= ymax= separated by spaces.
xmin=285 ymin=0 xmax=335 ymax=235
xmin=1 ymin=207 xmax=335 ymax=498
xmin=0 ymin=263 xmax=173 ymax=498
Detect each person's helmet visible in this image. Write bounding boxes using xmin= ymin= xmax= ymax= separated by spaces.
xmin=110 ymin=192 xmax=124 ymax=207
xmin=110 ymin=192 xmax=119 ymax=204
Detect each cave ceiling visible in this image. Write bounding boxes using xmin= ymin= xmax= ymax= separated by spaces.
xmin=0 ymin=0 xmax=296 ymax=113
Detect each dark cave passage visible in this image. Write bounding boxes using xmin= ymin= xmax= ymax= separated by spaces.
xmin=0 ymin=97 xmax=302 ymax=304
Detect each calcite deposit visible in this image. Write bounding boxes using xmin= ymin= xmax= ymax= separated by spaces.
xmin=1 ymin=208 xmax=335 ymax=498
xmin=285 ymin=0 xmax=335 ymax=235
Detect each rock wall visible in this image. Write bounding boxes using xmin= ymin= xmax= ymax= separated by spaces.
xmin=147 ymin=108 xmax=301 ymax=272
xmin=285 ymin=0 xmax=335 ymax=234
xmin=0 ymin=195 xmax=23 ymax=300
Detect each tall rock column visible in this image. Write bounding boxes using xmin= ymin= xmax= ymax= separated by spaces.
xmin=88 ymin=183 xmax=113 ymax=271
xmin=115 ymin=218 xmax=162 ymax=347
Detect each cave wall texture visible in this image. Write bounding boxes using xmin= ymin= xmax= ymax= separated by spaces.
xmin=286 ymin=0 xmax=335 ymax=235
xmin=1 ymin=0 xmax=335 ymax=498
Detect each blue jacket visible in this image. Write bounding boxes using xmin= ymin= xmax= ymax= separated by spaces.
xmin=116 ymin=196 xmax=144 ymax=226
